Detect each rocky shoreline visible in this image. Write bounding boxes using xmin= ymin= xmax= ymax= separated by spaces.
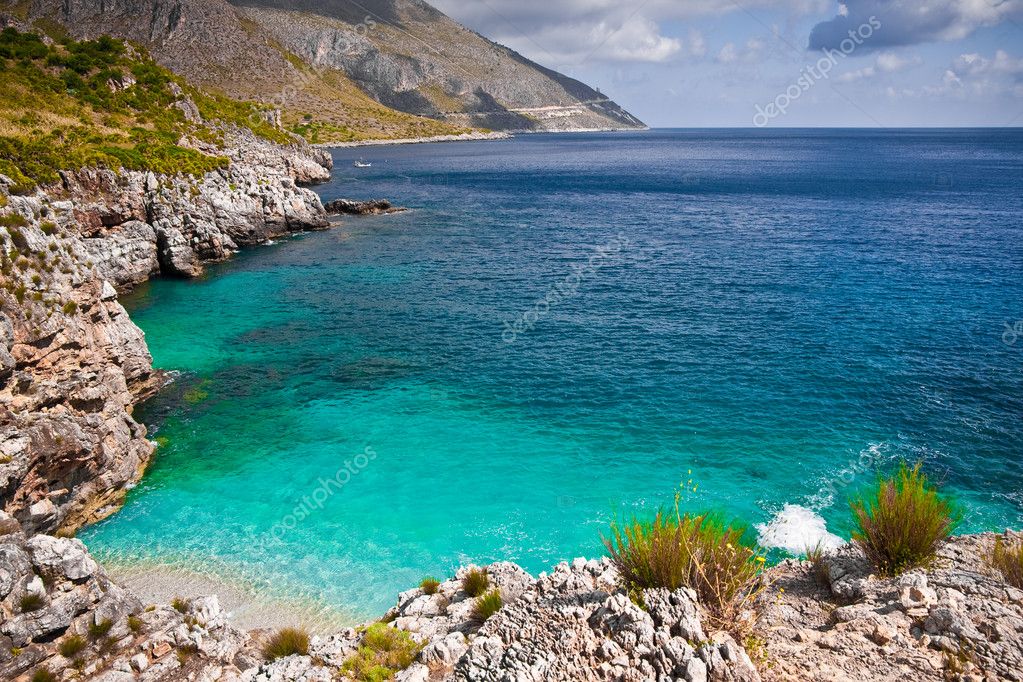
xmin=320 ymin=132 xmax=512 ymax=149
xmin=2 ymin=123 xmax=1022 ymax=681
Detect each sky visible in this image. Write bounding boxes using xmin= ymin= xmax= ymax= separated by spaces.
xmin=428 ymin=0 xmax=1023 ymax=127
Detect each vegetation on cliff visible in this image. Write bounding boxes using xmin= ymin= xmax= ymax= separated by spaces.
xmin=850 ymin=462 xmax=962 ymax=576
xmin=0 ymin=27 xmax=288 ymax=192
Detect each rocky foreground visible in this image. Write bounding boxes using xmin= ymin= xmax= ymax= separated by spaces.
xmin=1 ymin=518 xmax=1021 ymax=681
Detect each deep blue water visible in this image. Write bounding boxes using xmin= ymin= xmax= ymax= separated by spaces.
xmin=82 ymin=129 xmax=1023 ymax=620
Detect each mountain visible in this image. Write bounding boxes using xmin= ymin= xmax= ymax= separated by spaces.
xmin=1 ymin=0 xmax=645 ymax=143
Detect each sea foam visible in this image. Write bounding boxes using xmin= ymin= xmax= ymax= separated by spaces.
xmin=756 ymin=504 xmax=845 ymax=555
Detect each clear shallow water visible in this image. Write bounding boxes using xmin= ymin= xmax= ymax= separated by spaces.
xmin=82 ymin=129 xmax=1023 ymax=620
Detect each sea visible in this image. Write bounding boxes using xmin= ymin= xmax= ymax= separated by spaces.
xmin=80 ymin=129 xmax=1023 ymax=623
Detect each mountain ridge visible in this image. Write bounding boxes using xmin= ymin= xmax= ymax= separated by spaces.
xmin=1 ymin=0 xmax=644 ymax=142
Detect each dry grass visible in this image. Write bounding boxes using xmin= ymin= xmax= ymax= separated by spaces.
xmin=262 ymin=627 xmax=310 ymax=661
xmin=470 ymin=589 xmax=502 ymax=624
xmin=461 ymin=568 xmax=490 ymax=597
xmin=603 ymin=495 xmax=767 ymax=635
xmin=989 ymin=536 xmax=1023 ymax=589
xmin=851 ymin=462 xmax=962 ymax=576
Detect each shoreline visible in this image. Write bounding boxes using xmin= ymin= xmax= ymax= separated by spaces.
xmin=317 ymin=131 xmax=512 ymax=149
xmin=316 ymin=125 xmax=651 ymax=149
xmin=102 ymin=557 xmax=357 ymax=634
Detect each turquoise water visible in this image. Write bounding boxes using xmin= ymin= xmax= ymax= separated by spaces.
xmin=82 ymin=130 xmax=1023 ymax=620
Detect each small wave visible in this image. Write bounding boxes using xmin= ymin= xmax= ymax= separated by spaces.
xmin=756 ymin=504 xmax=844 ymax=555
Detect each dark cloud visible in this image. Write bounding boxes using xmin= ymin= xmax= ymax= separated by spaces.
xmin=808 ymin=0 xmax=1023 ymax=51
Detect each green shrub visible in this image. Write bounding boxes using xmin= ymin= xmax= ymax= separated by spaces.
xmin=989 ymin=536 xmax=1023 ymax=589
xmin=262 ymin=627 xmax=310 ymax=661
xmin=850 ymin=462 xmax=962 ymax=576
xmin=0 ymin=212 xmax=27 ymax=227
xmin=62 ymin=300 xmax=77 ymax=314
xmin=470 ymin=589 xmax=502 ymax=624
xmin=341 ymin=623 xmax=423 ymax=681
xmin=58 ymin=634 xmax=87 ymax=658
xmin=128 ymin=614 xmax=144 ymax=634
xmin=30 ymin=667 xmax=57 ymax=682
xmin=39 ymin=220 xmax=56 ymax=234
xmin=603 ymin=508 xmax=765 ymax=633
xmin=419 ymin=577 xmax=440 ymax=595
xmin=19 ymin=593 xmax=45 ymax=612
xmin=171 ymin=597 xmax=188 ymax=613
xmin=461 ymin=568 xmax=490 ymax=597
xmin=88 ymin=618 xmax=113 ymax=639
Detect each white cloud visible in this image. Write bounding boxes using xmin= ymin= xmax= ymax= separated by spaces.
xmin=836 ymin=51 xmax=921 ymax=81
xmin=594 ymin=15 xmax=682 ymax=62
xmin=942 ymin=50 xmax=1023 ymax=95
xmin=430 ymin=0 xmax=830 ymax=63
xmin=716 ymin=37 xmax=766 ymax=65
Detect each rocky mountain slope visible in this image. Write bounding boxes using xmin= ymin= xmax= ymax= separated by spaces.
xmin=1 ymin=0 xmax=644 ymax=142
xmin=231 ymin=0 xmax=645 ymax=133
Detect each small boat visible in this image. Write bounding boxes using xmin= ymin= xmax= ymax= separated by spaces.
xmin=353 ymin=159 xmax=372 ymax=168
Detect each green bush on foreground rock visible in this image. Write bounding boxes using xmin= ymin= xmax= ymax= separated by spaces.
xmin=850 ymin=462 xmax=962 ymax=576
xmin=31 ymin=667 xmax=58 ymax=682
xmin=989 ymin=536 xmax=1023 ymax=589
xmin=470 ymin=589 xmax=503 ymax=624
xmin=58 ymin=634 xmax=87 ymax=658
xmin=461 ymin=567 xmax=490 ymax=597
xmin=419 ymin=577 xmax=440 ymax=595
xmin=262 ymin=627 xmax=310 ymax=661
xmin=19 ymin=593 xmax=45 ymax=613
xmin=341 ymin=623 xmax=423 ymax=682
xmin=603 ymin=506 xmax=766 ymax=633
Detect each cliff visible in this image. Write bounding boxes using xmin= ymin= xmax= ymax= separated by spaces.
xmin=0 ymin=126 xmax=331 ymax=537
xmin=1 ymin=0 xmax=645 ymax=141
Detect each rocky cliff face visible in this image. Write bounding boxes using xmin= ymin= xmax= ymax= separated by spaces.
xmin=2 ymin=0 xmax=644 ymax=137
xmin=232 ymin=0 xmax=646 ymax=132
xmin=0 ymin=127 xmax=330 ymax=537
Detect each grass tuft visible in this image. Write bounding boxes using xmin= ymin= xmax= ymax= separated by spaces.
xmin=470 ymin=589 xmax=502 ymax=624
xmin=171 ymin=597 xmax=188 ymax=613
xmin=58 ymin=634 xmax=87 ymax=658
xmin=341 ymin=623 xmax=423 ymax=682
xmin=88 ymin=618 xmax=113 ymax=640
xmin=419 ymin=577 xmax=441 ymax=595
xmin=850 ymin=462 xmax=962 ymax=576
xmin=603 ymin=500 xmax=766 ymax=634
xmin=19 ymin=593 xmax=45 ymax=613
xmin=989 ymin=536 xmax=1023 ymax=589
xmin=805 ymin=541 xmax=832 ymax=587
xmin=262 ymin=627 xmax=310 ymax=661
xmin=31 ymin=668 xmax=58 ymax=682
xmin=128 ymin=614 xmax=144 ymax=635
xmin=461 ymin=567 xmax=490 ymax=597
